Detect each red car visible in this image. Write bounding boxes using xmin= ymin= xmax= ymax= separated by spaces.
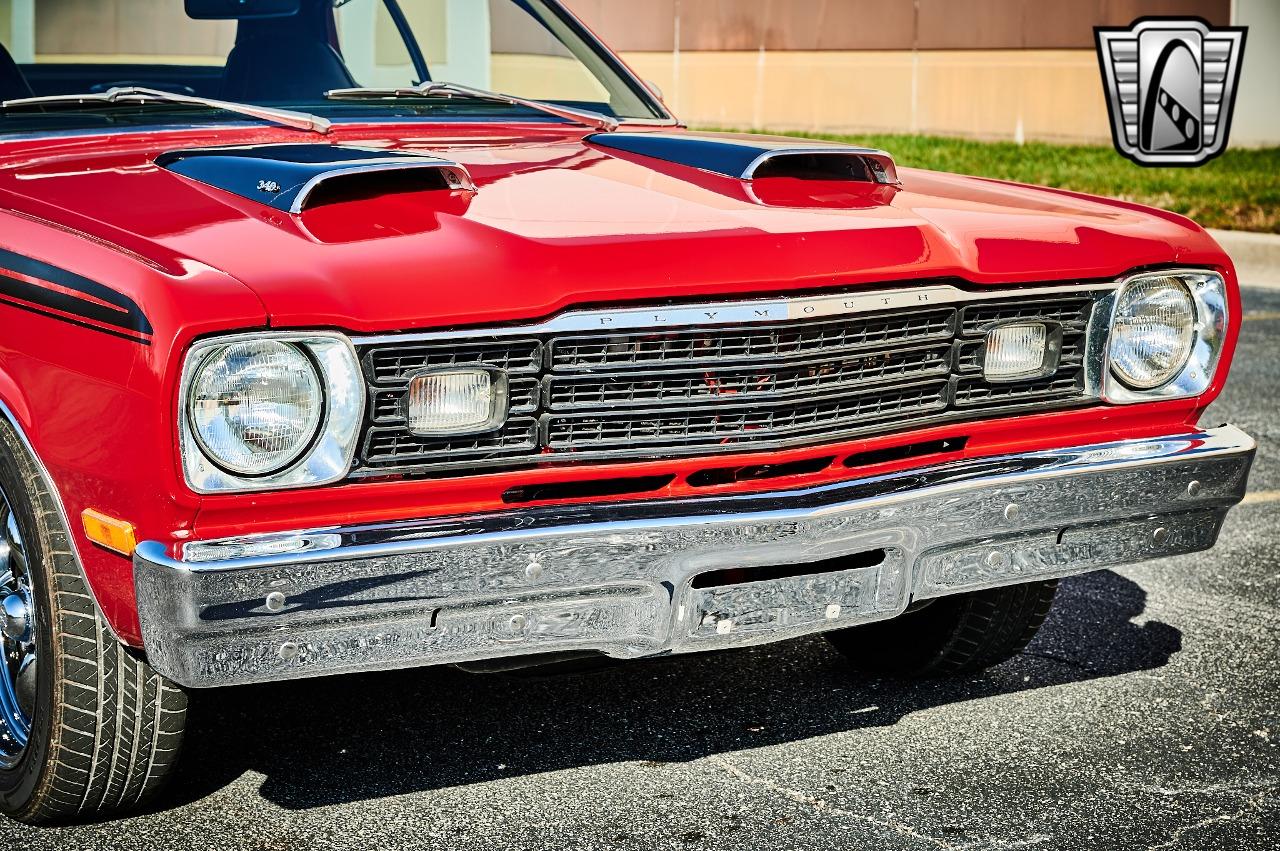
xmin=0 ymin=0 xmax=1254 ymax=824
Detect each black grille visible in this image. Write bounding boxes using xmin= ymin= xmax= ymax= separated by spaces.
xmin=545 ymin=383 xmax=950 ymax=450
xmin=364 ymin=340 xmax=542 ymax=384
xmin=546 ymin=344 xmax=952 ymax=411
xmin=959 ymin=298 xmax=1092 ymax=335
xmin=362 ymin=419 xmax=540 ymax=467
xmin=352 ymin=290 xmax=1100 ymax=477
xmin=549 ymin=309 xmax=955 ymax=371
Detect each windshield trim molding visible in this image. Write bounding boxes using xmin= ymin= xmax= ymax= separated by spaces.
xmin=540 ymin=0 xmax=676 ymax=125
xmin=0 ymin=115 xmax=681 ymax=144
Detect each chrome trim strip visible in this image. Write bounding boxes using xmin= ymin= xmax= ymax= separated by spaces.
xmin=287 ymin=159 xmax=474 ymax=214
xmin=0 ymin=117 xmax=681 ymax=145
xmin=2 ymin=86 xmax=333 ymax=135
xmin=741 ymin=148 xmax=900 ymax=183
xmin=134 ymin=425 xmax=1255 ymax=687
xmin=0 ymin=399 xmax=124 ymax=644
xmin=326 ymin=83 xmax=622 ymax=133
xmin=353 ymin=282 xmax=1118 ymax=345
xmin=615 ymin=118 xmax=684 ymax=127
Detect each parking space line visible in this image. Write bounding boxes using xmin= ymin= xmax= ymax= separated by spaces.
xmin=1243 ymin=312 xmax=1280 ymax=322
xmin=1242 ymin=491 xmax=1280 ymax=505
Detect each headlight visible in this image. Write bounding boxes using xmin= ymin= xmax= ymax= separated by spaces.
xmin=1102 ymin=270 xmax=1229 ymax=404
xmin=180 ymin=333 xmax=364 ymax=493
xmin=189 ymin=341 xmax=324 ymax=476
xmin=1108 ymin=276 xmax=1196 ymax=389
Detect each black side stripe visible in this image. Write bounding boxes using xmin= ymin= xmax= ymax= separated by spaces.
xmin=0 ymin=247 xmax=153 ymax=342
xmin=0 ymin=294 xmax=152 ymax=344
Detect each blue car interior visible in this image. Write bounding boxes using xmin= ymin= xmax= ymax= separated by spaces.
xmin=0 ymin=44 xmax=33 ymax=102
xmin=1 ymin=0 xmax=360 ymax=105
xmin=220 ymin=8 xmax=357 ymax=102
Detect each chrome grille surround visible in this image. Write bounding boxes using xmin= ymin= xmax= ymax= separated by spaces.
xmin=352 ymin=283 xmax=1110 ymax=477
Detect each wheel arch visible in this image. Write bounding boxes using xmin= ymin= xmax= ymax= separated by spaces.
xmin=0 ymin=388 xmax=127 ymax=647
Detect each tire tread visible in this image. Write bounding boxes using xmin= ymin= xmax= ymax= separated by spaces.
xmin=0 ymin=420 xmax=187 ymax=824
xmin=826 ymin=580 xmax=1059 ymax=678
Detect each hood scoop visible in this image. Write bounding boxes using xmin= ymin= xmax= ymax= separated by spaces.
xmin=155 ymin=144 xmax=475 ymax=214
xmin=589 ymin=132 xmax=899 ymax=184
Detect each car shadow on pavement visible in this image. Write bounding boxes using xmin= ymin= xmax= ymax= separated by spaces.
xmin=161 ymin=569 xmax=1181 ymax=812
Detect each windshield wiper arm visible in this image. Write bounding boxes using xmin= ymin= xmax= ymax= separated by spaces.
xmin=325 ymin=81 xmax=620 ymax=132
xmin=1 ymin=87 xmax=332 ymax=135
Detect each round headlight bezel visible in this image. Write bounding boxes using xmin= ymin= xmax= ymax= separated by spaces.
xmin=1101 ymin=270 xmax=1229 ymax=405
xmin=1108 ymin=276 xmax=1197 ymax=391
xmin=179 ymin=332 xmax=365 ymax=494
xmin=187 ymin=340 xmax=327 ymax=478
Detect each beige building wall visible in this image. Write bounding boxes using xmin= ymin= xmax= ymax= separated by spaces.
xmin=31 ymin=0 xmax=233 ymax=64
xmin=917 ymin=51 xmax=1109 ymax=142
xmin=624 ymin=49 xmax=1111 ymax=143
xmin=1231 ymin=0 xmax=1280 ymax=146
xmin=566 ymin=0 xmax=1263 ymax=144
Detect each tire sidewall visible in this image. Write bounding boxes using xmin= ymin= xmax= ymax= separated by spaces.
xmin=0 ymin=425 xmax=60 ymax=817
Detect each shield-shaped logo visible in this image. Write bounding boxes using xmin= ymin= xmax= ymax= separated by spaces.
xmin=1096 ymin=17 xmax=1247 ymax=167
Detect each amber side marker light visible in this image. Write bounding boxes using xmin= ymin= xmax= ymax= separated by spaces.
xmin=81 ymin=510 xmax=138 ymax=557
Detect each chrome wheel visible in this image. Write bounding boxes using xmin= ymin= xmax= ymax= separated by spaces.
xmin=0 ymin=490 xmax=35 ymax=768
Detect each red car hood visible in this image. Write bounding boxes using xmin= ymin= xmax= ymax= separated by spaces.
xmin=0 ymin=126 xmax=1227 ymax=333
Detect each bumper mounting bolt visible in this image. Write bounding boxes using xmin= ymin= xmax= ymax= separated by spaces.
xmin=508 ymin=614 xmax=527 ymax=632
xmin=1004 ymin=503 xmax=1021 ymax=522
xmin=524 ymin=562 xmax=544 ymax=581
xmin=264 ymin=592 xmax=287 ymax=613
xmin=1153 ymin=527 xmax=1170 ymax=545
xmin=1186 ymin=480 xmax=1203 ymax=498
xmin=985 ymin=551 xmax=1007 ymax=569
xmin=278 ymin=642 xmax=301 ymax=661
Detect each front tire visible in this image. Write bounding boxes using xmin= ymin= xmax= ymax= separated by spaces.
xmin=0 ymin=418 xmax=187 ymax=824
xmin=825 ymin=580 xmax=1058 ymax=677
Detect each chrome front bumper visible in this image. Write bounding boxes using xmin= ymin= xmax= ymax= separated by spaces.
xmin=135 ymin=425 xmax=1255 ymax=688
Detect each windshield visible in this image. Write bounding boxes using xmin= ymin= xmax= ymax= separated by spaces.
xmin=0 ymin=0 xmax=667 ymax=135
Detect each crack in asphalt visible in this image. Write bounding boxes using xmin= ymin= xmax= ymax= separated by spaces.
xmin=1143 ymin=783 xmax=1277 ymax=850
xmin=706 ymin=756 xmax=1053 ymax=850
xmin=1017 ymin=649 xmax=1098 ymax=673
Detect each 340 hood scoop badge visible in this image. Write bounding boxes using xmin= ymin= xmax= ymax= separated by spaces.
xmin=155 ymin=143 xmax=476 ymax=214
xmin=588 ymin=131 xmax=900 ymax=184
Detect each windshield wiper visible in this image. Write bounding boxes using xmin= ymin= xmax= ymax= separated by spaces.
xmin=1 ymin=87 xmax=332 ymax=135
xmin=325 ymin=81 xmax=620 ymax=132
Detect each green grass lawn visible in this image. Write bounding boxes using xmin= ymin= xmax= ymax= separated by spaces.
xmin=740 ymin=132 xmax=1280 ymax=234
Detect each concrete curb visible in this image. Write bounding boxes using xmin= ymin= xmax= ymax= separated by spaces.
xmin=1208 ymin=229 xmax=1280 ymax=291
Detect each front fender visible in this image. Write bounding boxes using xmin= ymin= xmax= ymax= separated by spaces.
xmin=0 ymin=209 xmax=266 ymax=644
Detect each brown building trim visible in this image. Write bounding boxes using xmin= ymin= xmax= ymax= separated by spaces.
xmin=562 ymin=0 xmax=1231 ymax=53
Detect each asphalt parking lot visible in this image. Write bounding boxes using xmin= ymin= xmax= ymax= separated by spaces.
xmin=6 ymin=288 xmax=1279 ymax=851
